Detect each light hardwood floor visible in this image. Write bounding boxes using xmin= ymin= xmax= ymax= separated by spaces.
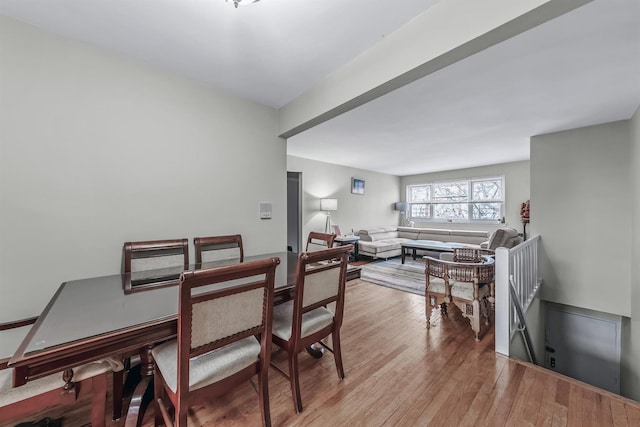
xmin=6 ymin=279 xmax=640 ymax=426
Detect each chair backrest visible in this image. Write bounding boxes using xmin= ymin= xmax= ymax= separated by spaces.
xmin=453 ymin=248 xmax=479 ymax=263
xmin=292 ymin=246 xmax=351 ymax=339
xmin=194 ymin=235 xmax=244 ymax=265
xmin=305 ymin=232 xmax=336 ymax=252
xmin=176 ymin=257 xmax=279 ymax=398
xmin=123 ymin=239 xmax=189 ymax=273
xmin=452 ymin=248 xmax=496 ymax=263
xmin=425 ymin=256 xmax=447 ymax=280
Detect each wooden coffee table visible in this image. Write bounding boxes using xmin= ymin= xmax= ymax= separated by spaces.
xmin=401 ymin=240 xmax=470 ymax=264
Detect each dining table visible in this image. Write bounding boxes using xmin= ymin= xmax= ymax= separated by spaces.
xmin=7 ymin=251 xmax=299 ymax=426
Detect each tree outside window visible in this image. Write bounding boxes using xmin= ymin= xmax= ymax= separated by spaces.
xmin=407 ymin=177 xmax=503 ymax=222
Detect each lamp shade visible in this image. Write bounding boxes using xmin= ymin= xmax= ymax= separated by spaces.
xmin=320 ymin=198 xmax=338 ymax=211
xmin=394 ymin=202 xmax=409 ymax=212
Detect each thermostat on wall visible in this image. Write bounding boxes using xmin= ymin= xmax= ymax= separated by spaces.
xmin=259 ymin=202 xmax=272 ymax=219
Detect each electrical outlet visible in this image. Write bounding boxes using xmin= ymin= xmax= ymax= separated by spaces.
xmin=550 ymin=357 xmax=556 ymax=368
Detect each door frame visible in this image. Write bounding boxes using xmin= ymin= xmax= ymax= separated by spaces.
xmin=287 ymin=171 xmax=303 ymax=253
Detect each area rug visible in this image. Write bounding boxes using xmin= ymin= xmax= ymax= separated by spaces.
xmin=360 ymin=257 xmax=425 ymax=296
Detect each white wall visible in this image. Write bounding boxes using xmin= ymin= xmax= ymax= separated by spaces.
xmin=399 ymin=160 xmax=530 ymax=231
xmin=0 ymin=16 xmax=286 ymax=321
xmin=531 ymin=119 xmax=640 ymax=401
xmin=531 ymin=121 xmax=631 ymax=317
xmin=286 ymin=155 xmax=400 ymax=244
xmin=624 ymin=106 xmax=640 ymax=401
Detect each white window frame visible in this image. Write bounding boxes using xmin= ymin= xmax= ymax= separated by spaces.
xmin=406 ymin=176 xmax=504 ymax=223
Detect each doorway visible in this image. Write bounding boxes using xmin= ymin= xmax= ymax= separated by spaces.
xmin=287 ymin=172 xmax=302 ymax=253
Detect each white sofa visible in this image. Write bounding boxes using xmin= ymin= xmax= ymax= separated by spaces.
xmin=356 ymin=226 xmax=520 ymax=259
xmin=356 ymin=227 xmax=413 ymax=259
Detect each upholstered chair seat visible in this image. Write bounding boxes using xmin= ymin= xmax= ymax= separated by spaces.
xmin=450 ymin=281 xmax=491 ymax=301
xmin=0 ymin=359 xmax=119 ymax=408
xmin=152 ymin=336 xmax=261 ymax=393
xmin=0 ymin=317 xmax=123 ymax=426
xmin=426 ymin=276 xmax=446 ymax=295
xmin=272 ymin=302 xmax=334 ymax=341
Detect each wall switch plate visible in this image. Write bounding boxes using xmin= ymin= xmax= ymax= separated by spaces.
xmin=259 ymin=202 xmax=272 ymax=219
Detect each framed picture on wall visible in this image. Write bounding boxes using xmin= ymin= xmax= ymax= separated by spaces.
xmin=351 ymin=177 xmax=365 ymax=195
xmin=351 ymin=178 xmax=364 ymax=194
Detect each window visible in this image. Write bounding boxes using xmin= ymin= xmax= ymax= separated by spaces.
xmin=407 ymin=177 xmax=504 ymax=222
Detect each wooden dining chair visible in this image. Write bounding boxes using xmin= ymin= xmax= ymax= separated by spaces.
xmin=305 ymin=231 xmax=336 ymax=252
xmin=194 ymin=234 xmax=244 ymax=266
xmin=0 ymin=317 xmax=121 ymax=426
xmin=270 ymin=245 xmax=352 ymax=413
xmin=119 ymin=238 xmax=190 ymax=417
xmin=152 ymin=257 xmax=280 ymax=427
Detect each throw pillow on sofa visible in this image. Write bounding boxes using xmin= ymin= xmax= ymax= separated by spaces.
xmin=486 ymin=228 xmax=522 ymax=250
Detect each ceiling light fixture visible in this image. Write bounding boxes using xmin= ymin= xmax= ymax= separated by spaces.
xmin=227 ymin=0 xmax=260 ymax=8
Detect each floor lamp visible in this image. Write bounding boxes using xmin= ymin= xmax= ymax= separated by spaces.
xmin=320 ymin=198 xmax=338 ymax=234
xmin=394 ymin=202 xmax=409 ymax=226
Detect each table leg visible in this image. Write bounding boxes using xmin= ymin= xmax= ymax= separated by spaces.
xmin=412 ymin=249 xmax=417 ymax=261
xmin=124 ymin=345 xmax=155 ymax=427
xmin=401 ymin=247 xmax=406 ymax=264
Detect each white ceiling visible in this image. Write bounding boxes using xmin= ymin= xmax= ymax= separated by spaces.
xmin=1 ymin=0 xmax=639 ymax=176
xmin=0 ymin=0 xmax=441 ymax=108
xmin=288 ymin=0 xmax=640 ymax=175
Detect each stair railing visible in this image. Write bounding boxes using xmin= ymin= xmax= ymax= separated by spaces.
xmin=495 ymin=235 xmax=542 ymax=361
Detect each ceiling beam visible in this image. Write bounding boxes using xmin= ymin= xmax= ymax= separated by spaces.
xmin=277 ymin=0 xmax=592 ymax=139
